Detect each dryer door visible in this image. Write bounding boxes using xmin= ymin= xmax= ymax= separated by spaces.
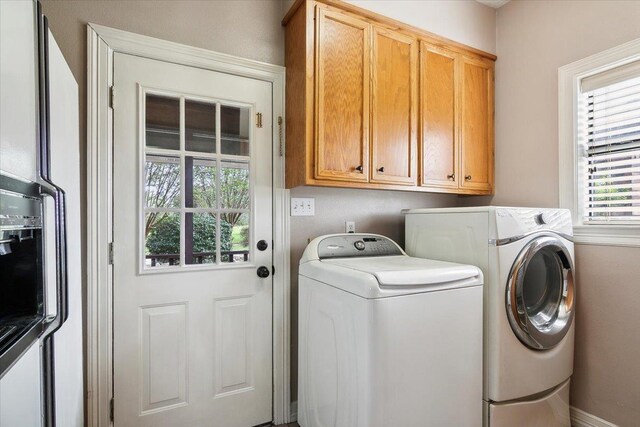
xmin=506 ymin=235 xmax=575 ymax=350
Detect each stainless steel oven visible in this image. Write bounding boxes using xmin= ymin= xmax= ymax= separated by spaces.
xmin=0 ymin=175 xmax=45 ymax=374
xmin=0 ymin=172 xmax=67 ymax=379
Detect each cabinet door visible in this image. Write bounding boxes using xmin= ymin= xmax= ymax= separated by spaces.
xmin=460 ymin=56 xmax=494 ymax=193
xmin=315 ymin=7 xmax=370 ymax=182
xmin=370 ymin=27 xmax=417 ymax=185
xmin=420 ymin=43 xmax=458 ymax=189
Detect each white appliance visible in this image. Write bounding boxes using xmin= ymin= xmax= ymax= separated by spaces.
xmin=404 ymin=207 xmax=575 ymax=427
xmin=0 ymin=1 xmax=83 ymax=426
xmin=298 ymin=233 xmax=484 ymax=427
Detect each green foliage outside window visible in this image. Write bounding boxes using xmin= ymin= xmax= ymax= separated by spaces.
xmin=146 ymin=214 xmax=232 ymax=256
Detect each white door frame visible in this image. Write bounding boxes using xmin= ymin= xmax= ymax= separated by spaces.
xmin=86 ymin=23 xmax=290 ymax=426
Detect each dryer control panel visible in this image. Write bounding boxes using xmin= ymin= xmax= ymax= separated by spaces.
xmin=317 ymin=234 xmax=403 ymax=259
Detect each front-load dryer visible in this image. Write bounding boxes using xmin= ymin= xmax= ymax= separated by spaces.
xmin=404 ymin=207 xmax=575 ymax=427
xmin=298 ymin=233 xmax=484 ymax=427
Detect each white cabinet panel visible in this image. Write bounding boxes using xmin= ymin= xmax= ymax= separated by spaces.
xmin=0 ymin=0 xmax=39 ymax=182
xmin=0 ymin=342 xmax=42 ymax=427
xmin=48 ymin=32 xmax=84 ymax=427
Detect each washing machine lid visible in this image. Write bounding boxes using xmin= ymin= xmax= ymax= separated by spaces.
xmin=323 ymin=256 xmax=481 ymax=288
xmin=300 ymin=233 xmax=483 ymax=298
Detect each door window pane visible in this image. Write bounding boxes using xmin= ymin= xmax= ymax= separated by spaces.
xmin=220 ymin=161 xmax=249 ymax=210
xmin=221 ymin=105 xmax=250 ymax=156
xmin=145 ymin=212 xmax=180 ymax=267
xmin=146 ymin=94 xmax=180 ymax=150
xmin=186 ymin=100 xmax=216 ymax=153
xmin=185 ymin=213 xmax=216 ymax=265
xmin=221 ymin=212 xmax=250 ymax=263
xmin=145 ymin=155 xmax=180 ymax=208
xmin=188 ymin=157 xmax=216 ymax=208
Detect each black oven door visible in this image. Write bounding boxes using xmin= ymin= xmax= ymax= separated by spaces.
xmin=0 ymin=174 xmax=48 ymax=377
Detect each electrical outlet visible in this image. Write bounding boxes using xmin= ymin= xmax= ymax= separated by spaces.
xmin=345 ymin=221 xmax=356 ymax=233
xmin=291 ymin=198 xmax=315 ymax=216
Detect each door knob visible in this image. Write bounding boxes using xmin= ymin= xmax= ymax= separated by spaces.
xmin=377 ymin=166 xmax=385 ymax=173
xmin=257 ymin=240 xmax=268 ymax=251
xmin=465 ymin=175 xmax=472 ymax=181
xmin=355 ymin=165 xmax=363 ymax=172
xmin=257 ymin=266 xmax=270 ymax=278
xmin=447 ymin=173 xmax=455 ymax=181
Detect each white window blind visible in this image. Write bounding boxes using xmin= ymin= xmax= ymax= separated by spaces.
xmin=580 ymin=64 xmax=640 ymax=223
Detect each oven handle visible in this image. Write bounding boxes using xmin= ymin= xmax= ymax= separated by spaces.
xmin=39 ymin=181 xmax=68 ymax=334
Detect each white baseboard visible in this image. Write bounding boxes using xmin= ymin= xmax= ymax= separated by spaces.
xmin=289 ymin=402 xmax=615 ymax=426
xmin=571 ymin=406 xmax=618 ymax=427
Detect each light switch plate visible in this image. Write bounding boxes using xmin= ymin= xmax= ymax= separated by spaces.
xmin=291 ymin=197 xmax=315 ymax=216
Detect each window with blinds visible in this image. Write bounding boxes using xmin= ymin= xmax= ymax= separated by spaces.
xmin=580 ymin=61 xmax=640 ymax=223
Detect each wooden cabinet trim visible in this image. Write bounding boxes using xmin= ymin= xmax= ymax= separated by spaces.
xmin=284 ymin=1 xmax=311 ymax=188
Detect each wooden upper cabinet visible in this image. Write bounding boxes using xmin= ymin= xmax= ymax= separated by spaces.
xmin=282 ymin=0 xmax=495 ymax=194
xmin=460 ymin=56 xmax=494 ymax=193
xmin=315 ymin=7 xmax=370 ymax=182
xmin=420 ymin=42 xmax=458 ymax=189
xmin=370 ymin=27 xmax=417 ymax=185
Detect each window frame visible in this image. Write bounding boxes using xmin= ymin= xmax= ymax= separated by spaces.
xmin=558 ymin=37 xmax=640 ymax=247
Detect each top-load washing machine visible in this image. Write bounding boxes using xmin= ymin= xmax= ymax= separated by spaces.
xmin=298 ymin=233 xmax=484 ymax=427
xmin=404 ymin=207 xmax=575 ymax=427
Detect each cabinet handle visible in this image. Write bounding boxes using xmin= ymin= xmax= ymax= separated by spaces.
xmin=447 ymin=173 xmax=455 ymax=181
xmin=465 ymin=175 xmax=472 ymax=181
xmin=355 ymin=165 xmax=363 ymax=172
xmin=377 ymin=166 xmax=385 ymax=173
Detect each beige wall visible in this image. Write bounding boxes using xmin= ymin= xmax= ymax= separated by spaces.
xmin=489 ymin=1 xmax=640 ymax=425
xmin=347 ymin=0 xmax=496 ymax=54
xmin=573 ymin=245 xmax=640 ymax=425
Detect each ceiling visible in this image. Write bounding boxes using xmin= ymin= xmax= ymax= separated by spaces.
xmin=475 ymin=0 xmax=510 ymax=8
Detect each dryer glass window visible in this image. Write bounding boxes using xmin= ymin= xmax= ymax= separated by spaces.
xmin=522 ymin=250 xmax=563 ymax=325
xmin=506 ymin=236 xmax=575 ymax=351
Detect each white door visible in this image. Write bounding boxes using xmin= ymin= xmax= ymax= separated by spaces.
xmin=112 ymin=53 xmax=273 ymax=427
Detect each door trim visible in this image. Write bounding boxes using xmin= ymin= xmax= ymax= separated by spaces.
xmin=87 ymin=24 xmax=289 ymax=426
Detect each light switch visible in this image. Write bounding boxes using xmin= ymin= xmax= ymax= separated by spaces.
xmin=291 ymin=197 xmax=315 ymax=216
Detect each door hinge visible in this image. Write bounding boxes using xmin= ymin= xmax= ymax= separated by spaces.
xmin=108 ymin=242 xmax=114 ymax=265
xmin=277 ymin=116 xmax=284 ymax=157
xmin=272 ymin=265 xmax=275 ymax=276
xmin=109 ymin=85 xmax=115 ymax=109
xmin=109 ymin=398 xmax=114 ymax=422
xmin=256 ymin=112 xmax=263 ymax=128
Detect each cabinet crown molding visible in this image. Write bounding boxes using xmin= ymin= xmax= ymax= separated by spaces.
xmin=282 ymin=0 xmax=497 ymax=62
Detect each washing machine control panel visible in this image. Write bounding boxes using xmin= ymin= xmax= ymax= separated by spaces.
xmin=318 ymin=234 xmax=403 ymax=259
